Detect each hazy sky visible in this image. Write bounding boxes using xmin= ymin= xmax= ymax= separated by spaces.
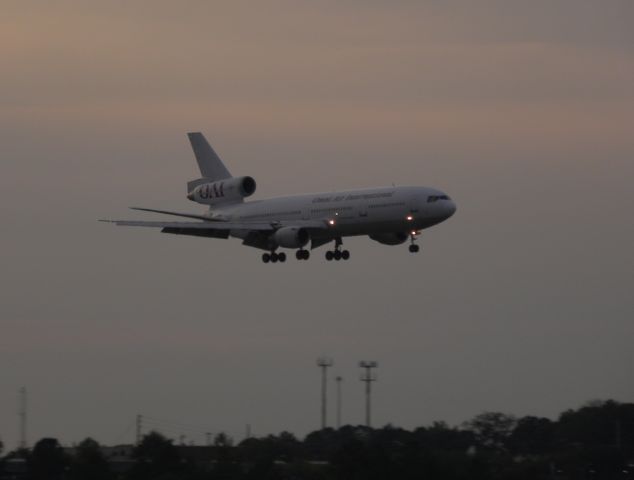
xmin=1 ymin=1 xmax=633 ymax=448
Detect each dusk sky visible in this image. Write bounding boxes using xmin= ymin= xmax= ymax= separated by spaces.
xmin=1 ymin=1 xmax=633 ymax=448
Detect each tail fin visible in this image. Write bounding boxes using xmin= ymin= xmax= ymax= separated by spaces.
xmin=187 ymin=132 xmax=232 ymax=180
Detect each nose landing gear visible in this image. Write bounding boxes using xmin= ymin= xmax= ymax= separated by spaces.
xmin=325 ymin=238 xmax=350 ymax=261
xmin=408 ymin=231 xmax=420 ymax=253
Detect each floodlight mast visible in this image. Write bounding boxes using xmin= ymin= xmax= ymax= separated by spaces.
xmin=359 ymin=361 xmax=378 ymax=427
xmin=317 ymin=357 xmax=333 ymax=429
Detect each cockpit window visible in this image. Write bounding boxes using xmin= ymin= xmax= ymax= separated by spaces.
xmin=427 ymin=195 xmax=450 ymax=203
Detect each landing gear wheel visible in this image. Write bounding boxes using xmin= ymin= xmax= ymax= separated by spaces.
xmin=262 ymin=253 xmax=270 ymax=263
xmin=278 ymin=252 xmax=287 ymax=262
xmin=271 ymin=252 xmax=279 ymax=262
xmin=326 ymin=237 xmax=348 ymax=262
xmin=409 ymin=231 xmax=420 ymax=253
xmin=296 ymin=249 xmax=310 ymax=260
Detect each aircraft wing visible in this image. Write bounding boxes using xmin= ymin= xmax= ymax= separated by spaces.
xmin=100 ymin=219 xmax=329 ymax=231
xmin=101 ymin=212 xmax=333 ymax=247
xmin=127 ymin=207 xmax=216 ymax=221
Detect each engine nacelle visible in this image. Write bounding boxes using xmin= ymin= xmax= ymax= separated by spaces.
xmin=273 ymin=227 xmax=310 ymax=249
xmin=369 ymin=232 xmax=408 ymax=245
xmin=187 ymin=176 xmax=256 ymax=205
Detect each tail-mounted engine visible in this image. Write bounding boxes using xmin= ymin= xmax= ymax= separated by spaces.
xmin=187 ymin=176 xmax=256 ymax=205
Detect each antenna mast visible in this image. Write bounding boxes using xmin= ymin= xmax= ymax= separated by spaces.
xmin=135 ymin=414 xmax=143 ymax=445
xmin=18 ymin=387 xmax=27 ymax=449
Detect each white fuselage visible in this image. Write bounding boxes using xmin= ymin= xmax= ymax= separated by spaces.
xmin=213 ymin=185 xmax=456 ymax=241
xmin=107 ymin=132 xmax=457 ymax=260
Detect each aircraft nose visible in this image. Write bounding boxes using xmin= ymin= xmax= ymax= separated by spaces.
xmin=446 ymin=200 xmax=456 ymax=218
xmin=436 ymin=199 xmax=456 ymax=222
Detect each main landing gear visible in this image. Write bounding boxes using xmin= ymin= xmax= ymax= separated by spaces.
xmin=262 ymin=251 xmax=287 ymax=263
xmin=408 ymin=231 xmax=420 ymax=253
xmin=325 ymin=238 xmax=350 ymax=261
xmin=263 ymin=250 xmax=311 ymax=263
xmin=296 ymin=249 xmax=310 ymax=261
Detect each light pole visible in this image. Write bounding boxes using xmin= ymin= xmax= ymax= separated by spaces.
xmin=359 ymin=361 xmax=378 ymax=427
xmin=316 ymin=357 xmax=333 ymax=429
xmin=335 ymin=376 xmax=343 ymax=429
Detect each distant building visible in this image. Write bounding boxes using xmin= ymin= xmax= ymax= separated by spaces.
xmin=100 ymin=445 xmax=135 ymax=475
xmin=0 ymin=457 xmax=27 ymax=480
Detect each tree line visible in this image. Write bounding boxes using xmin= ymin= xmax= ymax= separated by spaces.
xmin=1 ymin=399 xmax=634 ymax=480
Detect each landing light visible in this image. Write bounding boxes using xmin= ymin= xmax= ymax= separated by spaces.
xmin=411 ymin=230 xmax=417 ymax=236
xmin=406 ymin=215 xmax=414 ymax=221
xmin=328 ymin=219 xmax=336 ymax=226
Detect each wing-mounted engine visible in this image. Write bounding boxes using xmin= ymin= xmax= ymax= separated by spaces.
xmin=273 ymin=227 xmax=310 ymax=249
xmin=369 ymin=232 xmax=408 ymax=245
xmin=187 ymin=176 xmax=256 ymax=205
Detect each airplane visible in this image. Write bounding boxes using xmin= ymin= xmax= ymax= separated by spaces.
xmin=102 ymin=132 xmax=456 ymax=263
